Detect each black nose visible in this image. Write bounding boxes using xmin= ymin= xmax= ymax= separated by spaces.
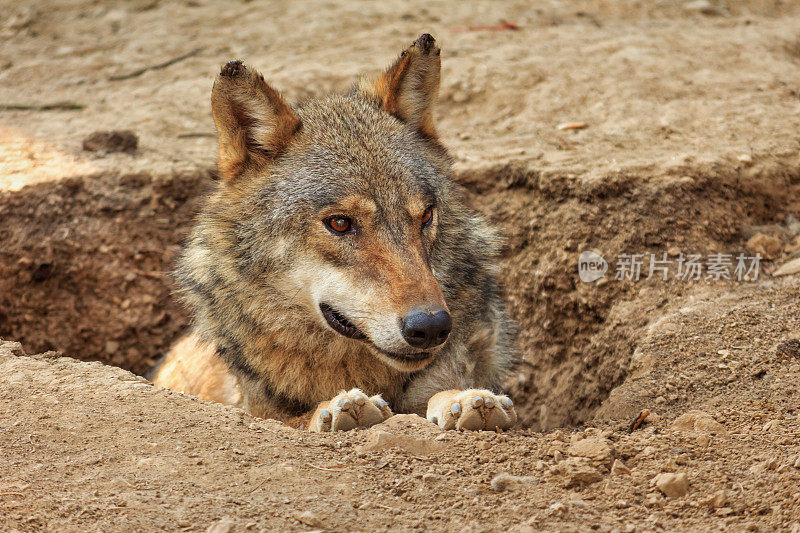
xmin=401 ymin=308 xmax=452 ymax=349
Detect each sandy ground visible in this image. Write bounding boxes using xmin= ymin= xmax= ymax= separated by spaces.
xmin=2 ymin=0 xmax=800 ymax=530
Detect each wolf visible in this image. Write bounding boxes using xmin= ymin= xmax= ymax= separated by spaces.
xmin=152 ymin=34 xmax=518 ymax=432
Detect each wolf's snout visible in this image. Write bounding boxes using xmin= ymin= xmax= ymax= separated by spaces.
xmin=401 ymin=308 xmax=452 ymax=349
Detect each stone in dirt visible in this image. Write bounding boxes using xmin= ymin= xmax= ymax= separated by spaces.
xmin=293 ymin=511 xmax=323 ymax=528
xmin=206 ymin=517 xmax=235 ymax=533
xmin=375 ymin=413 xmax=443 ymax=438
xmin=611 ymin=459 xmax=632 ymax=476
xmin=672 ymin=411 xmax=728 ymax=436
xmin=548 ymin=502 xmax=568 ymax=515
xmin=490 ymin=473 xmax=538 ymax=492
xmin=651 ymin=473 xmax=689 ymax=498
xmin=356 ymin=430 xmax=445 ymax=456
xmin=567 ymin=437 xmax=615 ymax=468
xmin=0 ymin=341 xmax=26 ymax=357
xmin=772 ymin=258 xmax=800 ymax=277
xmin=696 ymin=434 xmax=711 ymax=447
xmin=745 ymin=233 xmax=783 ymax=260
xmin=700 ymin=489 xmax=728 ymax=509
xmin=776 ymin=339 xmax=800 ymax=359
xmin=558 ymin=457 xmax=604 ymax=487
xmin=683 ymin=0 xmax=727 ymax=16
xmin=82 ymin=130 xmax=138 ymax=153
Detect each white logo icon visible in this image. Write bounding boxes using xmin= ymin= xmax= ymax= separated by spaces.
xmin=579 ymin=251 xmax=607 ymax=283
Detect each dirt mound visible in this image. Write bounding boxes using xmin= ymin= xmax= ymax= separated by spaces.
xmin=3 ymin=314 xmax=800 ymax=531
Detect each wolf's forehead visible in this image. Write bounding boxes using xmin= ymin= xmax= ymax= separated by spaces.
xmin=273 ymin=109 xmax=438 ymax=205
xmin=297 ymin=96 xmax=435 ymax=169
xmin=256 ymin=94 xmax=442 ymax=215
xmin=274 ymin=157 xmax=435 ymax=213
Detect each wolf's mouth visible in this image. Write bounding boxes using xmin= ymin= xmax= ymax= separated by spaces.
xmin=320 ymin=303 xmax=368 ymax=340
xmin=319 ymin=303 xmax=433 ymax=365
xmin=371 ymin=346 xmax=432 ymax=364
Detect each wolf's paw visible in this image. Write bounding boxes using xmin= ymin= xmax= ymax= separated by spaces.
xmin=309 ymin=388 xmax=393 ymax=432
xmin=426 ymin=389 xmax=517 ymax=431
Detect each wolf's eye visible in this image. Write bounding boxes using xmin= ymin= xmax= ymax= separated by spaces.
xmin=421 ymin=206 xmax=434 ymax=227
xmin=324 ymin=216 xmax=352 ymax=234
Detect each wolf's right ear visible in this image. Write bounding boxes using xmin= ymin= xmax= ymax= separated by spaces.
xmin=211 ymin=61 xmax=300 ymax=182
xmin=360 ymin=34 xmax=441 ymax=140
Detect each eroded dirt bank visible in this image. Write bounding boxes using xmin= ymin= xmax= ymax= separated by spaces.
xmin=3 ymin=160 xmax=800 ymax=430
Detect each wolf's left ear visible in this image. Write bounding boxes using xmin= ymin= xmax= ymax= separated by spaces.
xmin=211 ymin=60 xmax=301 ymax=182
xmin=360 ymin=33 xmax=441 ymax=140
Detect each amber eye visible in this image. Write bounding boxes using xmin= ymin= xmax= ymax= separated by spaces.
xmin=421 ymin=206 xmax=434 ymax=227
xmin=324 ymin=216 xmax=352 ymax=234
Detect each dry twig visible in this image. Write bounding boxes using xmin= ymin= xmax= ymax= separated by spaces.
xmin=110 ymin=47 xmax=203 ymax=81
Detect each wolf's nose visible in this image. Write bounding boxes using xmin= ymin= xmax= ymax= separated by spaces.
xmin=401 ymin=308 xmax=452 ymax=349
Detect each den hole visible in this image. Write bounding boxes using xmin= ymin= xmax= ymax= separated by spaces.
xmin=2 ymin=168 xmax=798 ymax=430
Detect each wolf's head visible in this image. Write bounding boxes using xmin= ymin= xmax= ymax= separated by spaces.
xmin=183 ymin=35 xmax=499 ymax=374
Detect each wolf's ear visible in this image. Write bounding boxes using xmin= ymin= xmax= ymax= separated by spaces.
xmin=211 ymin=61 xmax=300 ymax=182
xmin=360 ymin=34 xmax=441 ymax=140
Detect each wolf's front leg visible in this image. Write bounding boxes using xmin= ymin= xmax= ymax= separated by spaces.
xmin=426 ymin=389 xmax=517 ymax=431
xmin=309 ymin=388 xmax=393 ymax=432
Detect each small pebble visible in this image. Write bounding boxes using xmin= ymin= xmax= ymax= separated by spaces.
xmin=82 ymin=130 xmax=138 ymax=153
xmin=206 ymin=517 xmax=235 ymax=533
xmin=293 ymin=511 xmax=322 ymax=528
xmin=776 ymin=339 xmax=800 ymax=358
xmin=612 ymin=459 xmax=631 ymax=475
xmin=652 ymin=472 xmax=689 ymax=498
xmin=490 ymin=473 xmax=538 ymax=492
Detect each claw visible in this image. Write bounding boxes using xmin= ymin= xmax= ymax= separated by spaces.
xmin=340 ymin=399 xmax=352 ymax=411
xmin=451 ymin=403 xmax=462 ymax=416
xmin=484 ymin=397 xmax=495 ymax=409
xmin=320 ymin=409 xmax=331 ymax=422
xmin=429 ymin=416 xmax=439 ymax=425
xmin=354 ymin=396 xmax=366 ymax=406
xmin=472 ymin=396 xmax=484 ymax=409
xmin=375 ymin=398 xmax=387 ymax=408
xmin=501 ymin=397 xmax=513 ymax=409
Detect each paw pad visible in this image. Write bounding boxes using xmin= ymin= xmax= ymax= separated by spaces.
xmin=310 ymin=389 xmax=393 ymax=432
xmin=427 ymin=389 xmax=517 ymax=431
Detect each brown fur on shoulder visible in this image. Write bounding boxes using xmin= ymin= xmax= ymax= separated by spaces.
xmin=154 ymin=332 xmax=240 ymax=406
